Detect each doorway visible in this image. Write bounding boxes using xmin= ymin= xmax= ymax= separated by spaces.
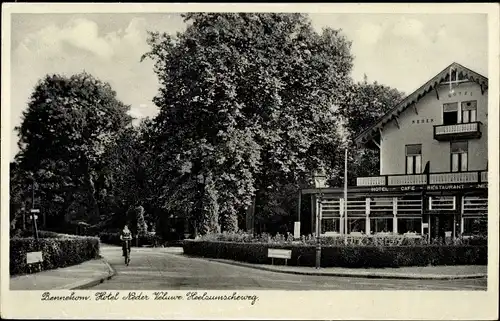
xmin=430 ymin=214 xmax=455 ymax=240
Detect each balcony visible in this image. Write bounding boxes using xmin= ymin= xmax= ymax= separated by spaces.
xmin=356 ymin=176 xmax=386 ymax=186
xmin=357 ymin=171 xmax=487 ymax=187
xmin=433 ymin=122 xmax=482 ymax=141
xmin=429 ymin=172 xmax=478 ymax=184
xmin=388 ymin=174 xmax=427 ymax=186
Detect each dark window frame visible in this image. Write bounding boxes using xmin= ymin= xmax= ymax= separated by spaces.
xmin=443 ymin=102 xmax=459 ymax=125
xmin=460 ymin=100 xmax=478 ymax=124
xmin=405 ymin=144 xmax=422 ymax=174
xmin=450 ymin=141 xmax=469 ymax=172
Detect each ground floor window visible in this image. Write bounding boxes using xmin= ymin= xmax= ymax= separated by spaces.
xmin=397 ymin=217 xmax=422 ymax=234
xmin=321 ymin=218 xmax=340 ymax=234
xmin=463 ymin=217 xmax=487 ymax=236
xmin=370 ymin=218 xmax=393 ymax=234
xmin=347 ymin=218 xmax=366 ymax=234
xmin=429 ymin=196 xmax=456 ymax=211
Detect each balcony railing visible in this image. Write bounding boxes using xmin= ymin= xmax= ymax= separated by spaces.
xmin=433 ymin=122 xmax=482 ymax=141
xmin=481 ymin=171 xmax=488 ymax=182
xmin=429 ymin=172 xmax=478 ymax=184
xmin=356 ymin=176 xmax=386 ymax=186
xmin=357 ymin=171 xmax=488 ymax=186
xmin=388 ymin=174 xmax=427 ymax=186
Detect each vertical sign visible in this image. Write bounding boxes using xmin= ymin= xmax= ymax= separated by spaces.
xmin=294 ymin=222 xmax=300 ymax=239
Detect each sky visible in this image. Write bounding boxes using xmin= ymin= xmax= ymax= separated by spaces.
xmin=8 ymin=12 xmax=488 ymax=160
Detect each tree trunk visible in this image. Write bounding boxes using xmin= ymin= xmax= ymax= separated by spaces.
xmin=81 ymin=155 xmax=100 ymax=223
xmin=245 ymin=196 xmax=256 ymax=234
xmin=197 ymin=174 xmax=220 ymax=235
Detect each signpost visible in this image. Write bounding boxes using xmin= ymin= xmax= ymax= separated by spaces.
xmin=31 ymin=209 xmax=40 ymax=241
xmin=268 ymin=249 xmax=292 ymax=266
xmin=27 ymin=251 xmax=43 ymax=264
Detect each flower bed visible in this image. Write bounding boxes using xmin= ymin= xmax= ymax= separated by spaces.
xmin=10 ymin=235 xmax=100 ymax=276
xmin=196 ymin=231 xmax=487 ymax=246
xmin=183 ymin=232 xmax=487 ymax=268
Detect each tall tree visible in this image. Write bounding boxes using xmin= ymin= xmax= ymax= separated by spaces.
xmin=142 ymin=13 xmax=353 ymax=234
xmin=97 ymin=119 xmax=158 ymax=230
xmin=335 ymin=76 xmax=405 ymax=185
xmin=14 ymin=72 xmax=131 ymax=229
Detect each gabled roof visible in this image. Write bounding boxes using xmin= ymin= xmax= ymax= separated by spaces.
xmin=355 ymin=62 xmax=488 ymax=148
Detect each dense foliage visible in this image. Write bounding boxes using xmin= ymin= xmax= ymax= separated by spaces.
xmin=333 ymin=76 xmax=406 ymax=186
xmin=11 ymin=73 xmax=131 ymax=232
xmin=142 ymin=13 xmax=353 ymax=235
xmin=10 ymin=13 xmax=410 ymax=239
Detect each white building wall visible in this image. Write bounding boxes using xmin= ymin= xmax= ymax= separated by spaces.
xmin=380 ymin=82 xmax=488 ymax=175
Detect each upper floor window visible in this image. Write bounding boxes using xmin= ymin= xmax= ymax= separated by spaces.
xmin=406 ymin=144 xmax=422 ymax=174
xmin=443 ymin=100 xmax=478 ymax=125
xmin=451 ymin=141 xmax=468 ymax=172
xmin=461 ymin=100 xmax=477 ymax=123
xmin=443 ymin=102 xmax=459 ymax=125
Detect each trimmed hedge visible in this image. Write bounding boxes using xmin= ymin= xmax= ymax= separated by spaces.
xmin=196 ymin=231 xmax=488 ymax=247
xmin=10 ymin=236 xmax=100 ymax=276
xmin=18 ymin=230 xmax=82 ymax=239
xmin=183 ymin=240 xmax=487 ymax=268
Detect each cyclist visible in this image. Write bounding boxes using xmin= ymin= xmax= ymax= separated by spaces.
xmin=120 ymin=224 xmax=133 ymax=261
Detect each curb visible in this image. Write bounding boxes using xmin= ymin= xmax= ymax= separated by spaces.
xmin=66 ymin=258 xmax=116 ymax=290
xmin=207 ymin=259 xmax=487 ymax=280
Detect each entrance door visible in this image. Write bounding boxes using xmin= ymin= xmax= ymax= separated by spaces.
xmin=430 ymin=215 xmax=455 ymax=240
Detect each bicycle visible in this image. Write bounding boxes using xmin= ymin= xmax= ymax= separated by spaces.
xmin=124 ymin=240 xmax=131 ymax=266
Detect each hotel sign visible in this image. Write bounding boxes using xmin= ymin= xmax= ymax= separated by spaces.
xmin=302 ymin=183 xmax=487 ymax=195
xmin=369 ymin=183 xmax=487 ymax=193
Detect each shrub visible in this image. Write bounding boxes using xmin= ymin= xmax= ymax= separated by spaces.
xmin=183 ymin=240 xmax=487 ymax=268
xmin=99 ymin=232 xmax=121 ymax=246
xmin=99 ymin=231 xmax=163 ymax=247
xmin=10 ymin=236 xmax=100 ymax=276
xmin=139 ymin=232 xmax=162 ymax=247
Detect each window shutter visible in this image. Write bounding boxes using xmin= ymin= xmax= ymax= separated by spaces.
xmin=451 ymin=154 xmax=459 ymax=172
xmin=470 ymin=110 xmax=477 ymax=122
xmin=406 ymin=156 xmax=414 ymax=174
xmin=415 ymin=155 xmax=422 ymax=173
xmin=461 ymin=153 xmax=468 ymax=171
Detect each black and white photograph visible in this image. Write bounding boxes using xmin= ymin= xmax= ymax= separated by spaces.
xmin=1 ymin=3 xmax=499 ymax=320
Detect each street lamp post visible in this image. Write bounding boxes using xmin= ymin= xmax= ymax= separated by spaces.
xmin=31 ymin=179 xmax=40 ymax=241
xmin=344 ymin=148 xmax=348 ymax=244
xmin=313 ymin=168 xmax=327 ymax=269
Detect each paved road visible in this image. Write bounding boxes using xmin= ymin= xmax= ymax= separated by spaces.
xmin=92 ymin=246 xmax=487 ymax=290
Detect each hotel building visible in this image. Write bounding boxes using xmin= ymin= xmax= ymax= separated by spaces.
xmin=302 ymin=62 xmax=488 ymax=239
